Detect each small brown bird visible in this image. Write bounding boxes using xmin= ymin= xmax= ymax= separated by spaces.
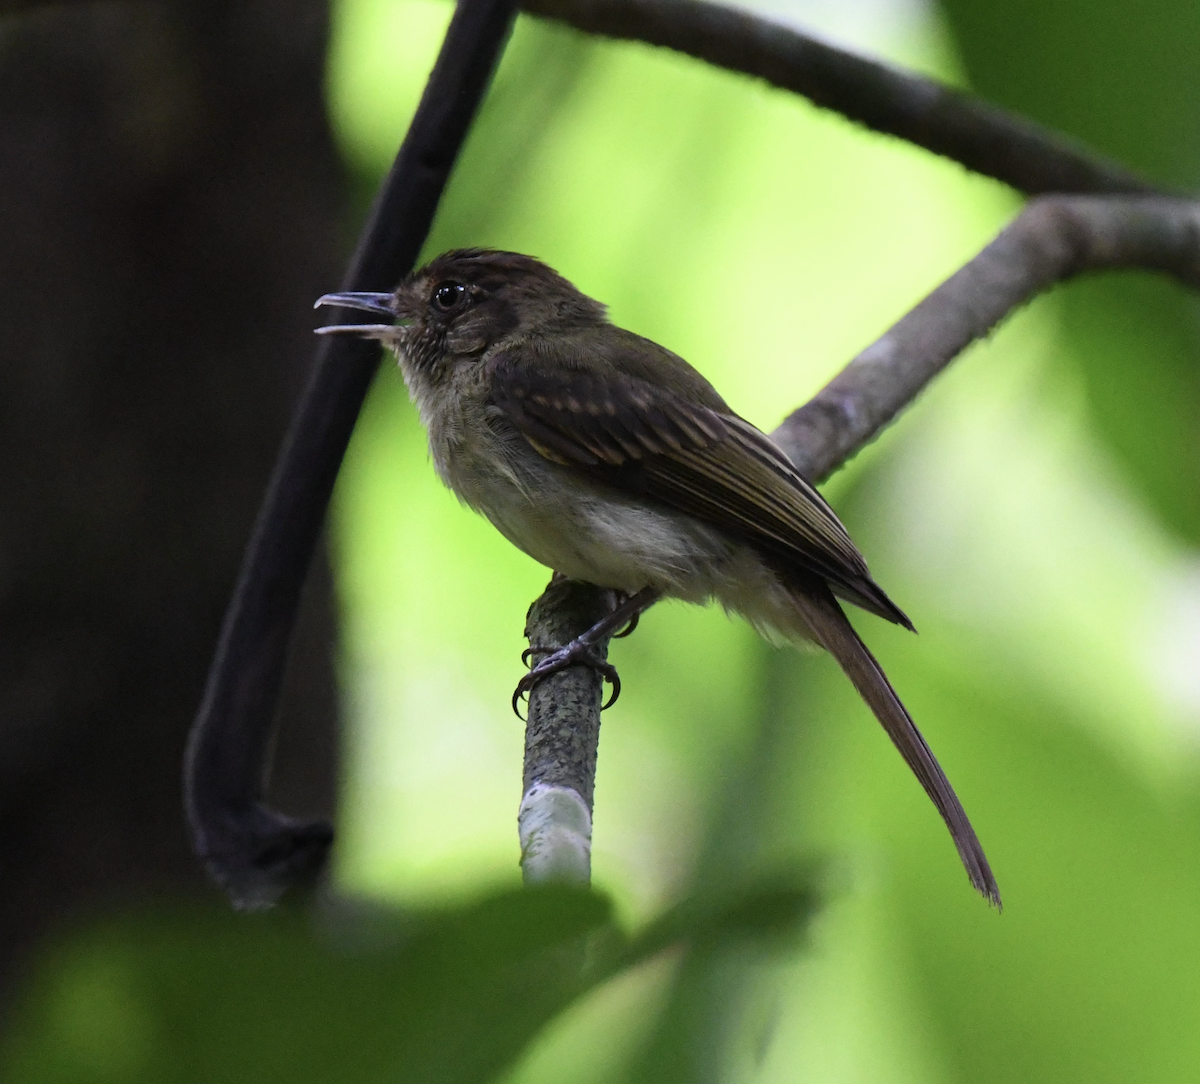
xmin=316 ymin=249 xmax=999 ymax=906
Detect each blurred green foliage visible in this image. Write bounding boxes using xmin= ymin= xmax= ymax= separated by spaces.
xmin=1 ymin=888 xmax=615 ymax=1084
xmin=939 ymin=0 xmax=1200 ymax=541
xmin=0 ymin=881 xmax=817 ymax=1084
xmin=8 ymin=0 xmax=1200 ymax=1082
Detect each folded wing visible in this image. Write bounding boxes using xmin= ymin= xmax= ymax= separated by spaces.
xmin=488 ymin=346 xmax=911 ymax=628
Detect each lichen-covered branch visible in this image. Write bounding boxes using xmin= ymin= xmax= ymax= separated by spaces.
xmin=519 ymin=578 xmax=621 ymax=883
xmin=521 ymin=0 xmax=1159 ymax=197
xmin=521 ymin=193 xmax=1200 ymax=882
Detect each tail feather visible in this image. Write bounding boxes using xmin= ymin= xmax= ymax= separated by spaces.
xmin=792 ymin=585 xmax=1001 ymax=908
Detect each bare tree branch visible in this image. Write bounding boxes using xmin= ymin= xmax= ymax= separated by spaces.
xmin=521 ymin=0 xmax=1162 ymax=197
xmin=774 ymin=195 xmax=1200 ymax=479
xmin=521 ymin=194 xmax=1200 ymax=880
xmin=184 ymin=0 xmax=517 ymax=910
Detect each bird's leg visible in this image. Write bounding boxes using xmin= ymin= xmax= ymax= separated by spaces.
xmin=515 ymin=587 xmax=662 ymax=714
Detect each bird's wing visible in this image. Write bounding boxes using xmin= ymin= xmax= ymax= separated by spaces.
xmin=488 ymin=350 xmax=910 ymax=627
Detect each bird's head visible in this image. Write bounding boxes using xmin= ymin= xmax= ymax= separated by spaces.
xmin=315 ymin=249 xmax=606 ymax=380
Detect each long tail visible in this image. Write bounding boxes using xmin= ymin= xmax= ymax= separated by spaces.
xmin=791 ymin=584 xmax=1001 ymax=907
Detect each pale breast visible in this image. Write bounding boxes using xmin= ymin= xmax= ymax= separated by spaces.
xmin=429 ymin=401 xmax=734 ymax=598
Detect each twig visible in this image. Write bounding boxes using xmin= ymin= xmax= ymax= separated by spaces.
xmin=521 ymin=194 xmax=1200 ymax=880
xmin=520 ymin=0 xmax=1162 ymax=197
xmin=184 ymin=0 xmax=517 ymax=910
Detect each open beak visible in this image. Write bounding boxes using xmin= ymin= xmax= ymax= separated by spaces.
xmin=313 ymin=291 xmax=402 ymax=337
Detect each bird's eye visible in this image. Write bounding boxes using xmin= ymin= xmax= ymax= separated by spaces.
xmin=431 ymin=281 xmax=467 ymax=312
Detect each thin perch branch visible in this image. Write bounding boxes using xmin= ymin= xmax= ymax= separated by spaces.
xmin=185 ymin=0 xmax=517 ymax=909
xmin=519 ymin=578 xmax=621 ymax=883
xmin=522 ymin=193 xmax=1200 ymax=880
xmin=521 ymin=0 xmax=1161 ymax=197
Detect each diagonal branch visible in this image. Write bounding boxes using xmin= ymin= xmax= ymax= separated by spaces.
xmin=184 ymin=0 xmax=517 ymax=910
xmin=521 ymin=193 xmax=1200 ymax=883
xmin=772 ymin=195 xmax=1200 ymax=478
xmin=521 ymin=0 xmax=1162 ymax=197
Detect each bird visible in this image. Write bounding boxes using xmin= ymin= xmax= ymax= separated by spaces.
xmin=315 ymin=248 xmax=1000 ymax=906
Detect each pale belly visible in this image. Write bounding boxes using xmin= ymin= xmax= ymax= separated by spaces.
xmin=435 ymin=421 xmax=735 ymax=600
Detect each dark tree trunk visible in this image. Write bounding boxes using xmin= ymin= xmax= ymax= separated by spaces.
xmin=0 ymin=0 xmax=343 ymax=996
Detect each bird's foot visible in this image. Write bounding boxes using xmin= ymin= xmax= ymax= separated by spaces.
xmin=513 ymin=640 xmax=621 ymax=717
xmin=512 ymin=586 xmax=662 ymax=719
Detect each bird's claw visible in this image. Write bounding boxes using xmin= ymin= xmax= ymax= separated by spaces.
xmin=612 ymin=610 xmax=640 ymax=638
xmin=512 ymin=642 xmax=621 ymax=718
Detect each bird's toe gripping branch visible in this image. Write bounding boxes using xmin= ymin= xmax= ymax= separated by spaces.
xmin=513 ymin=584 xmax=662 ymax=717
xmin=515 ymin=641 xmax=622 ymax=717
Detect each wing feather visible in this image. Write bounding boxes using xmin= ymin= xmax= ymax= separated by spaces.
xmin=490 ymin=349 xmax=910 ymax=627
